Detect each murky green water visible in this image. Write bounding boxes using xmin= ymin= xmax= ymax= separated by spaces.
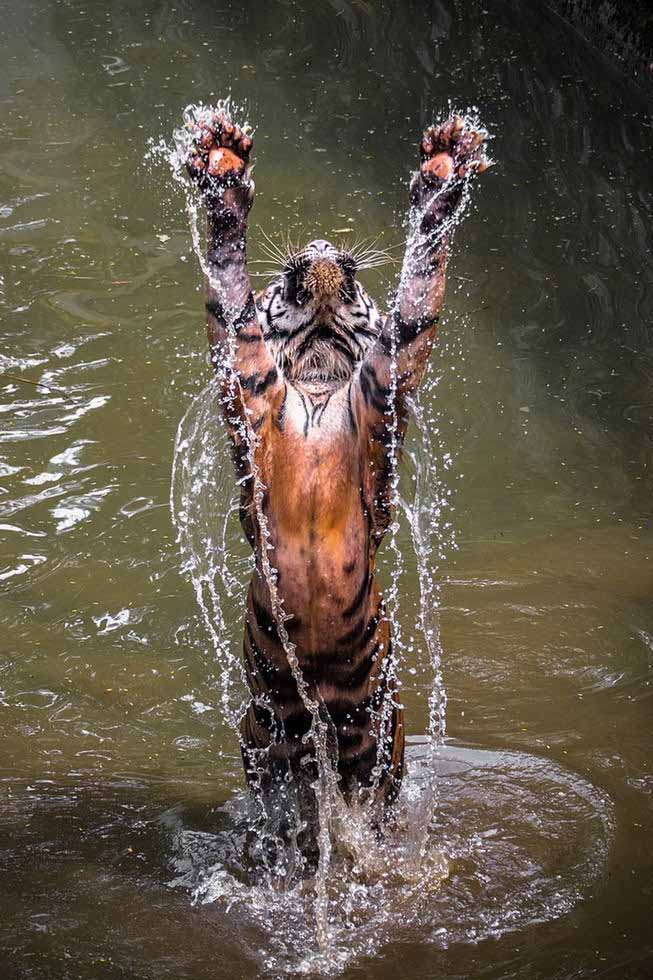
xmin=1 ymin=1 xmax=652 ymax=977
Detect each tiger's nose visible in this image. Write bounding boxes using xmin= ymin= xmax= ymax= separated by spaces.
xmin=307 ymin=239 xmax=334 ymax=255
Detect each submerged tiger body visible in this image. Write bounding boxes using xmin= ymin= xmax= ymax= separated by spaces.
xmin=180 ymin=106 xmax=489 ymax=837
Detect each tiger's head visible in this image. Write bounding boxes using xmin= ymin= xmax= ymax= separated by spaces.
xmin=256 ymin=239 xmax=384 ymax=385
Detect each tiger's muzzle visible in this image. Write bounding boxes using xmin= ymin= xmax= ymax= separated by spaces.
xmin=303 ymin=258 xmax=344 ymax=299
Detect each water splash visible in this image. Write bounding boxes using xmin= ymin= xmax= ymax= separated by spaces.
xmin=170 ymin=377 xmax=251 ymax=729
xmin=166 ymin=740 xmax=614 ymax=976
xmin=164 ymin=105 xmax=530 ymax=964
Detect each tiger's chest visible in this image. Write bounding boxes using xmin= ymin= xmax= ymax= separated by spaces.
xmin=259 ymin=389 xmax=371 ymax=629
xmin=265 ymin=382 xmax=360 ymax=513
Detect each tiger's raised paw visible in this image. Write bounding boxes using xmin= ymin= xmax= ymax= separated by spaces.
xmin=419 ymin=115 xmax=491 ymax=185
xmin=183 ymin=106 xmax=253 ymax=195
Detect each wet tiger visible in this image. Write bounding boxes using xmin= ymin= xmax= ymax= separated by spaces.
xmin=181 ymin=105 xmax=490 ymax=843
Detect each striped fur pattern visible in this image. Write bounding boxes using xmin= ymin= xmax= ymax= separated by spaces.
xmin=256 ymin=240 xmax=383 ymax=384
xmin=237 ymin=239 xmax=405 ymax=816
xmin=182 ymin=106 xmax=489 ymax=849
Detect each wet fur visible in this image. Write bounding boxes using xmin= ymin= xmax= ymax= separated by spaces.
xmin=257 ymin=243 xmax=382 ymax=383
xmin=181 ymin=106 xmax=489 ymax=843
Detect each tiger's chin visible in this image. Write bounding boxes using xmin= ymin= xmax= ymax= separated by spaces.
xmin=281 ymin=339 xmax=360 ymax=386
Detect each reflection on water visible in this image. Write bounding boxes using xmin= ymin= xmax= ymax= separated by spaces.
xmin=1 ymin=0 xmax=652 ymax=978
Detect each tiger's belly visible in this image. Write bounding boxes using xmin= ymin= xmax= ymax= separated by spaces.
xmin=264 ymin=402 xmax=370 ymax=644
xmin=243 ymin=557 xmax=396 ymax=797
xmin=242 ymin=409 xmax=402 ymax=798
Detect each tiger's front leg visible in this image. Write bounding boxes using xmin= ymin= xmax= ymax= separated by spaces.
xmin=392 ymin=115 xmax=491 ymax=369
xmin=183 ymin=106 xmax=283 ymax=417
xmin=350 ymin=120 xmax=491 ymax=815
xmin=357 ymin=115 xmax=491 ymax=428
xmin=185 ymin=106 xmax=254 ymax=344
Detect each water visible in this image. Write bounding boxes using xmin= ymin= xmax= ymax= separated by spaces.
xmin=1 ymin=1 xmax=652 ymax=978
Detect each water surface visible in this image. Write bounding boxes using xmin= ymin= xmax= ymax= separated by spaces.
xmin=1 ymin=1 xmax=652 ymax=978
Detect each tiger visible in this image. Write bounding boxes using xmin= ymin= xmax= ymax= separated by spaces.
xmin=180 ymin=105 xmax=490 ymax=851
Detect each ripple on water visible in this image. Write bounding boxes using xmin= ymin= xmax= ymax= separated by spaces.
xmin=166 ymin=739 xmax=614 ymax=976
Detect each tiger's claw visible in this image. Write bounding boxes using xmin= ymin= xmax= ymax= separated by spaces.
xmin=419 ymin=115 xmax=492 ymax=188
xmin=182 ymin=106 xmax=253 ymax=194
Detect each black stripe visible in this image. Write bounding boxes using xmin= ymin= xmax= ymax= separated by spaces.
xmin=281 ymin=675 xmax=387 ymax=741
xmin=331 ymin=337 xmax=356 ymax=366
xmin=297 ymin=389 xmax=310 ymax=437
xmin=245 ymin=621 xmax=275 ymax=681
xmin=255 ymin=366 xmax=279 ymax=395
xmin=358 ymin=608 xmax=382 ymax=651
xmin=358 ymin=285 xmax=373 ymax=313
xmin=286 ymin=311 xmax=317 ymax=341
xmin=250 ymin=592 xmax=279 ymax=642
xmin=358 ymin=363 xmax=379 ymax=411
xmin=304 ymin=638 xmax=384 ymax=692
xmin=362 ymin=361 xmax=390 ymax=399
xmin=267 ymin=310 xmax=316 ymax=341
xmin=206 ymin=296 xmax=258 ymax=332
xmin=315 ymin=392 xmax=332 ymax=425
xmin=346 ymin=382 xmax=357 ymax=433
xmin=280 ymin=706 xmax=313 ymax=740
xmin=252 ymin=700 xmax=276 ymax=731
xmin=359 ymin=482 xmax=372 ymax=539
xmin=325 ymin=688 xmax=376 ymax=728
xmin=294 ymin=323 xmax=325 ymax=359
xmin=353 ymin=323 xmax=378 ymax=340
xmin=378 ymin=330 xmax=394 ymax=355
xmin=346 ymin=640 xmax=384 ymax=690
xmin=286 ymin=612 xmax=302 ymax=633
xmin=297 ymin=638 xmax=374 ymax=686
xmin=238 ymin=329 xmax=262 ymax=344
xmin=341 ymin=567 xmax=370 ymax=619
xmin=234 ymin=297 xmax=257 ymax=331
xmin=205 ymin=299 xmax=223 ymax=319
xmin=337 ymin=613 xmax=368 ymax=649
xmin=245 ymin=621 xmax=300 ymax=702
xmin=394 ymin=311 xmax=439 ymax=344
xmin=359 ymin=362 xmax=389 ymax=414
xmin=241 ymin=366 xmax=278 ymax=397
xmin=274 ymin=382 xmax=288 ymax=432
xmin=337 ymin=742 xmax=377 ymax=781
xmin=244 ymin=620 xmax=276 ymax=688
xmin=264 ymin=284 xmax=282 ymax=329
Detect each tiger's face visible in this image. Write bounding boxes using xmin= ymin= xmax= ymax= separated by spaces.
xmin=256 ymin=239 xmax=383 ymax=385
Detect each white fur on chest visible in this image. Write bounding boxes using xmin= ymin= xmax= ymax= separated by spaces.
xmin=283 ymin=382 xmax=352 ymax=442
